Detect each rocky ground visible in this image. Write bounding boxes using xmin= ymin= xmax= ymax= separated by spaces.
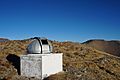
xmin=0 ymin=39 xmax=120 ymax=80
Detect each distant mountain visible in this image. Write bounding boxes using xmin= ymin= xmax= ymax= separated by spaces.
xmin=83 ymin=39 xmax=120 ymax=57
xmin=0 ymin=38 xmax=9 ymax=42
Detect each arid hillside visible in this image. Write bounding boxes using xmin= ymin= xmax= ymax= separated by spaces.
xmin=0 ymin=38 xmax=9 ymax=42
xmin=83 ymin=39 xmax=120 ymax=57
xmin=0 ymin=39 xmax=120 ymax=80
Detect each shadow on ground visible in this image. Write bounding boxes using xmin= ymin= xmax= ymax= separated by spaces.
xmin=6 ymin=54 xmax=20 ymax=75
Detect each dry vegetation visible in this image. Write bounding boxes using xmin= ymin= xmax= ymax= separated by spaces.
xmin=0 ymin=39 xmax=120 ymax=80
xmin=0 ymin=40 xmax=31 ymax=56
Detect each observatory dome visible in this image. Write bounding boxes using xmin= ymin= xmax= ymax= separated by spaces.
xmin=27 ymin=37 xmax=52 ymax=54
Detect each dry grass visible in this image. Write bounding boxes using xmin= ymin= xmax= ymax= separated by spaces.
xmin=0 ymin=40 xmax=120 ymax=80
xmin=0 ymin=40 xmax=31 ymax=56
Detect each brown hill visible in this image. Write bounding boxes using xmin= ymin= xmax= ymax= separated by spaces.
xmin=0 ymin=38 xmax=9 ymax=42
xmin=83 ymin=39 xmax=120 ymax=57
xmin=0 ymin=39 xmax=120 ymax=80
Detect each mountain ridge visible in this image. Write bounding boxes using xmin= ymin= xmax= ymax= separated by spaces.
xmin=83 ymin=39 xmax=120 ymax=57
xmin=0 ymin=38 xmax=9 ymax=42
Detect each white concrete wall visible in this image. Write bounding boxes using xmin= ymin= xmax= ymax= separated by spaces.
xmin=20 ymin=53 xmax=63 ymax=79
xmin=21 ymin=55 xmax=42 ymax=79
xmin=42 ymin=54 xmax=63 ymax=78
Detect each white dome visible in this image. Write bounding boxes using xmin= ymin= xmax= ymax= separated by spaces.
xmin=27 ymin=38 xmax=52 ymax=54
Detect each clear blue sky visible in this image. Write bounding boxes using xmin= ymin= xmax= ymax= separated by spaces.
xmin=0 ymin=0 xmax=120 ymax=42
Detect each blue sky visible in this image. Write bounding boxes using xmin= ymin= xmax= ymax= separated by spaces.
xmin=0 ymin=0 xmax=120 ymax=42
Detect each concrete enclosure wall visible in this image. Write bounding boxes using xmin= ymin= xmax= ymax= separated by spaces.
xmin=42 ymin=54 xmax=63 ymax=78
xmin=20 ymin=53 xmax=63 ymax=79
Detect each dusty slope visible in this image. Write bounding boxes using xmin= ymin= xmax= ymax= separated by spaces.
xmin=0 ymin=39 xmax=120 ymax=80
xmin=0 ymin=40 xmax=31 ymax=57
xmin=83 ymin=40 xmax=120 ymax=57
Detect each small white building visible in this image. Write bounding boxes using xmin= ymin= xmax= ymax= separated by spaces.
xmin=20 ymin=37 xmax=63 ymax=79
